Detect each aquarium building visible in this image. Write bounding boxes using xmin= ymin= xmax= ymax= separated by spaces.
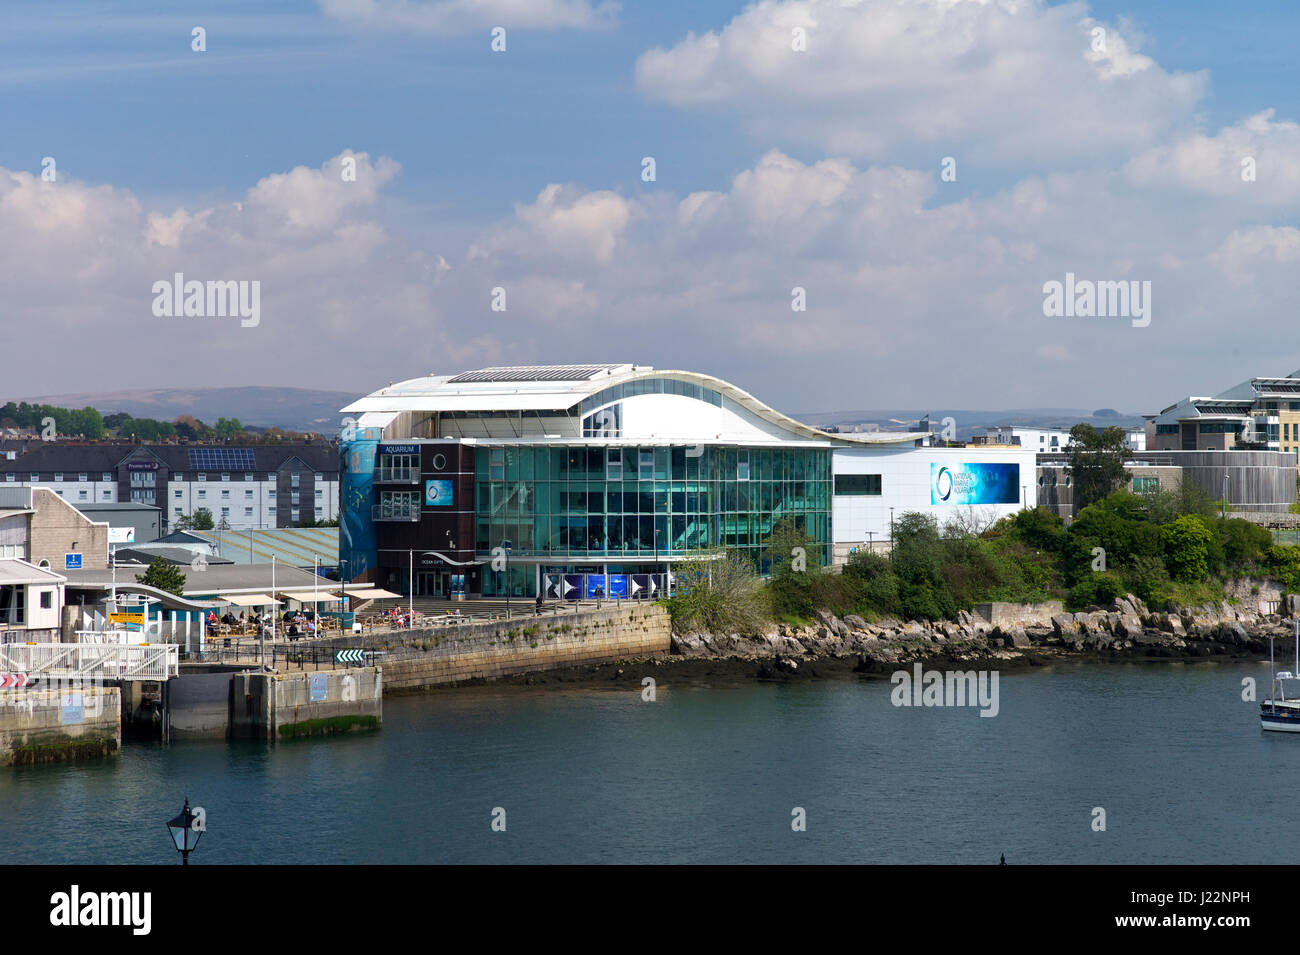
xmin=339 ymin=364 xmax=1035 ymax=599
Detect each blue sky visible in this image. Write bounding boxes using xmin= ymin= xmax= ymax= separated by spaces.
xmin=5 ymin=0 xmax=1297 ymax=210
xmin=3 ymin=0 xmax=1300 ymax=415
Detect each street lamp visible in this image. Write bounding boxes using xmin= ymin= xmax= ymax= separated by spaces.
xmin=339 ymin=558 xmax=349 ymax=630
xmin=501 ymin=540 xmax=512 ymax=615
xmin=166 ymin=798 xmax=203 ymax=865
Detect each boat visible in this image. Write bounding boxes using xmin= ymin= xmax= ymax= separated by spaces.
xmin=1261 ymin=623 xmax=1300 ymax=732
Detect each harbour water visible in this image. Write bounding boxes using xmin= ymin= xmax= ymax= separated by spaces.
xmin=2 ymin=659 xmax=1294 ymax=864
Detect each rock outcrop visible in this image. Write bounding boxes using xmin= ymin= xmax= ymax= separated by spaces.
xmin=669 ymin=593 xmax=1286 ymax=668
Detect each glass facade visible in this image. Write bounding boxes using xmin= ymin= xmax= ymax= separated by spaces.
xmin=474 ymin=444 xmax=831 ymax=593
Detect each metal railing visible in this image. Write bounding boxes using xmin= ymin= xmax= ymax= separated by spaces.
xmin=376 ymin=467 xmax=420 ymax=483
xmin=371 ymin=504 xmax=419 ymax=521
xmin=0 ymin=643 xmax=179 ymax=681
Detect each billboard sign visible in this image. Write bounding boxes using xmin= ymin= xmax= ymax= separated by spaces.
xmin=424 ymin=480 xmax=453 ymax=507
xmin=108 ymin=527 xmax=135 ymax=544
xmin=931 ymin=462 xmax=1020 ymax=505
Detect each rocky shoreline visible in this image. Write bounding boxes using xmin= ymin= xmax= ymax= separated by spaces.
xmin=668 ymin=594 xmax=1294 ymax=675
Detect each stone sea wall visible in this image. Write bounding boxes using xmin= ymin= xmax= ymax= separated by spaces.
xmin=381 ymin=604 xmax=670 ymax=691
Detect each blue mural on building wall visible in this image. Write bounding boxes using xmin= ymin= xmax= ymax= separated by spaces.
xmin=339 ymin=426 xmax=381 ymax=582
xmin=930 ymin=462 xmax=1020 ymax=505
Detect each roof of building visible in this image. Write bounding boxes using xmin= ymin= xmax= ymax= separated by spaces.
xmin=0 ymin=558 xmax=66 ymax=585
xmin=0 ymin=442 xmax=339 ymax=474
xmin=113 ymin=546 xmax=235 ymax=566
xmin=73 ymin=502 xmax=163 ymax=512
xmin=342 ymin=365 xmax=919 ymax=446
xmin=181 ymin=526 xmax=338 ymax=567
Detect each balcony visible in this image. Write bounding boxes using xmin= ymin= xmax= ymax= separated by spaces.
xmin=372 ymin=503 xmax=419 ymax=522
xmin=375 ymin=466 xmax=420 ymax=484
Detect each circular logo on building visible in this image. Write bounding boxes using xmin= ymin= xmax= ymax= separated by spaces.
xmin=934 ymin=466 xmax=953 ymax=501
xmin=425 ymin=482 xmax=443 ymax=505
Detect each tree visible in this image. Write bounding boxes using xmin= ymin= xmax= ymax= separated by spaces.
xmin=1065 ymin=424 xmax=1132 ymax=513
xmin=664 ymin=552 xmax=768 ymax=635
xmin=214 ymin=417 xmax=243 ymax=439
xmin=136 ymin=556 xmax=187 ymax=597
xmin=1161 ymin=514 xmax=1213 ymax=582
xmin=189 ymin=508 xmax=215 ymax=530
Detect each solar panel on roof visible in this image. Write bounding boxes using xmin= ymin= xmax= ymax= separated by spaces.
xmin=447 ymin=365 xmax=618 ymax=384
xmin=188 ymin=448 xmax=256 ymax=470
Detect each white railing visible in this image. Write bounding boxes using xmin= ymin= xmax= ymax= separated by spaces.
xmin=0 ymin=643 xmax=180 ymax=681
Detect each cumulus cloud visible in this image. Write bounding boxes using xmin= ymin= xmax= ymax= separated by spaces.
xmin=318 ymin=0 xmax=617 ymax=33
xmin=634 ymin=0 xmax=1206 ymax=166
xmin=1124 ymin=111 xmax=1300 ymax=206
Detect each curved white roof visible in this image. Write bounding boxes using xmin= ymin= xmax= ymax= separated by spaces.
xmin=342 ymin=364 xmax=918 ymax=446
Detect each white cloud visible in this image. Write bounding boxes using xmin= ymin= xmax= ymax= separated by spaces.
xmin=318 ymin=0 xmax=617 ymax=33
xmin=1124 ymin=111 xmax=1300 ymax=205
xmin=635 ymin=0 xmax=1206 ymax=165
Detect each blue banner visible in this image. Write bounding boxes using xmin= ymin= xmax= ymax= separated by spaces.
xmin=931 ymin=462 xmax=1020 ymax=505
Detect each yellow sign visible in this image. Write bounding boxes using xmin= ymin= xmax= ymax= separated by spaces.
xmin=110 ymin=612 xmax=144 ymax=625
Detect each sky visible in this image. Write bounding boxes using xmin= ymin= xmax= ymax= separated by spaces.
xmin=2 ymin=0 xmax=1299 ymax=420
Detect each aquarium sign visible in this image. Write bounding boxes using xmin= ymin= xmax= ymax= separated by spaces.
xmin=931 ymin=462 xmax=1019 ymax=505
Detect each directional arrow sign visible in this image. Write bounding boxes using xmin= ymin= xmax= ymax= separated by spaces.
xmin=335 ymin=649 xmax=365 ymax=664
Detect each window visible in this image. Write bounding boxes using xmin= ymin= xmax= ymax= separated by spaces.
xmin=244 ymin=507 xmax=253 ymax=517
xmin=197 ymin=472 xmax=206 ymax=481
xmin=221 ymin=507 xmax=230 ymax=518
xmin=198 ymin=490 xmax=207 ymax=499
xmin=78 ymin=472 xmax=87 ymax=482
xmin=102 ymin=472 xmax=112 ymax=482
xmin=0 ymin=585 xmax=26 ymax=624
xmin=606 ymin=448 xmax=623 ymax=481
xmin=736 ymin=451 xmax=750 ymax=481
xmin=173 ymin=473 xmax=182 ymax=481
xmin=639 ymin=449 xmax=654 ymax=480
xmin=269 ymin=507 xmax=277 ymax=515
xmin=101 ymin=490 xmax=110 ymax=499
xmin=29 ymin=474 xmax=37 ymax=482
xmin=1155 ymin=424 xmax=1179 ymax=435
xmin=245 ymin=489 xmax=253 ymax=499
xmin=314 ymin=488 xmax=322 ymax=497
xmin=175 ymin=508 xmax=183 ymax=516
xmin=834 ymin=474 xmax=882 ymax=496
xmin=54 ymin=473 xmax=62 ymax=482
xmin=3 ymin=475 xmax=11 ymax=482
xmin=221 ymin=489 xmax=230 ymax=499
xmin=221 ymin=472 xmax=230 ymax=482
xmin=582 ymin=404 xmax=621 ymax=438
xmin=244 ymin=473 xmax=253 ymax=482
xmin=40 ymin=591 xmax=52 ymax=610
xmin=489 ymin=449 xmax=505 ymax=481
xmin=174 ymin=489 xmax=183 ymax=498
xmin=78 ymin=490 xmax=88 ymax=500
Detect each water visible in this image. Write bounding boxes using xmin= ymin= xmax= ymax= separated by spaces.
xmin=2 ymin=659 xmax=1295 ymax=864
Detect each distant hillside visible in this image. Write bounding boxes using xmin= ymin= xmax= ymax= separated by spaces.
xmin=12 ymin=387 xmax=358 ymax=435
xmin=793 ymin=408 xmax=1147 ymax=440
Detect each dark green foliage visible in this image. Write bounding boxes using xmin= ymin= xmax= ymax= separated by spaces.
xmin=1065 ymin=424 xmax=1132 ymax=512
xmin=1067 ymin=571 xmax=1127 ymax=610
xmin=135 ymin=556 xmax=187 ymax=596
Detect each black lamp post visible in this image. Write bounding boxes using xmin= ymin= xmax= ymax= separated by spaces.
xmin=166 ymin=798 xmax=202 ymax=865
xmin=501 ymin=540 xmax=512 ymax=615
